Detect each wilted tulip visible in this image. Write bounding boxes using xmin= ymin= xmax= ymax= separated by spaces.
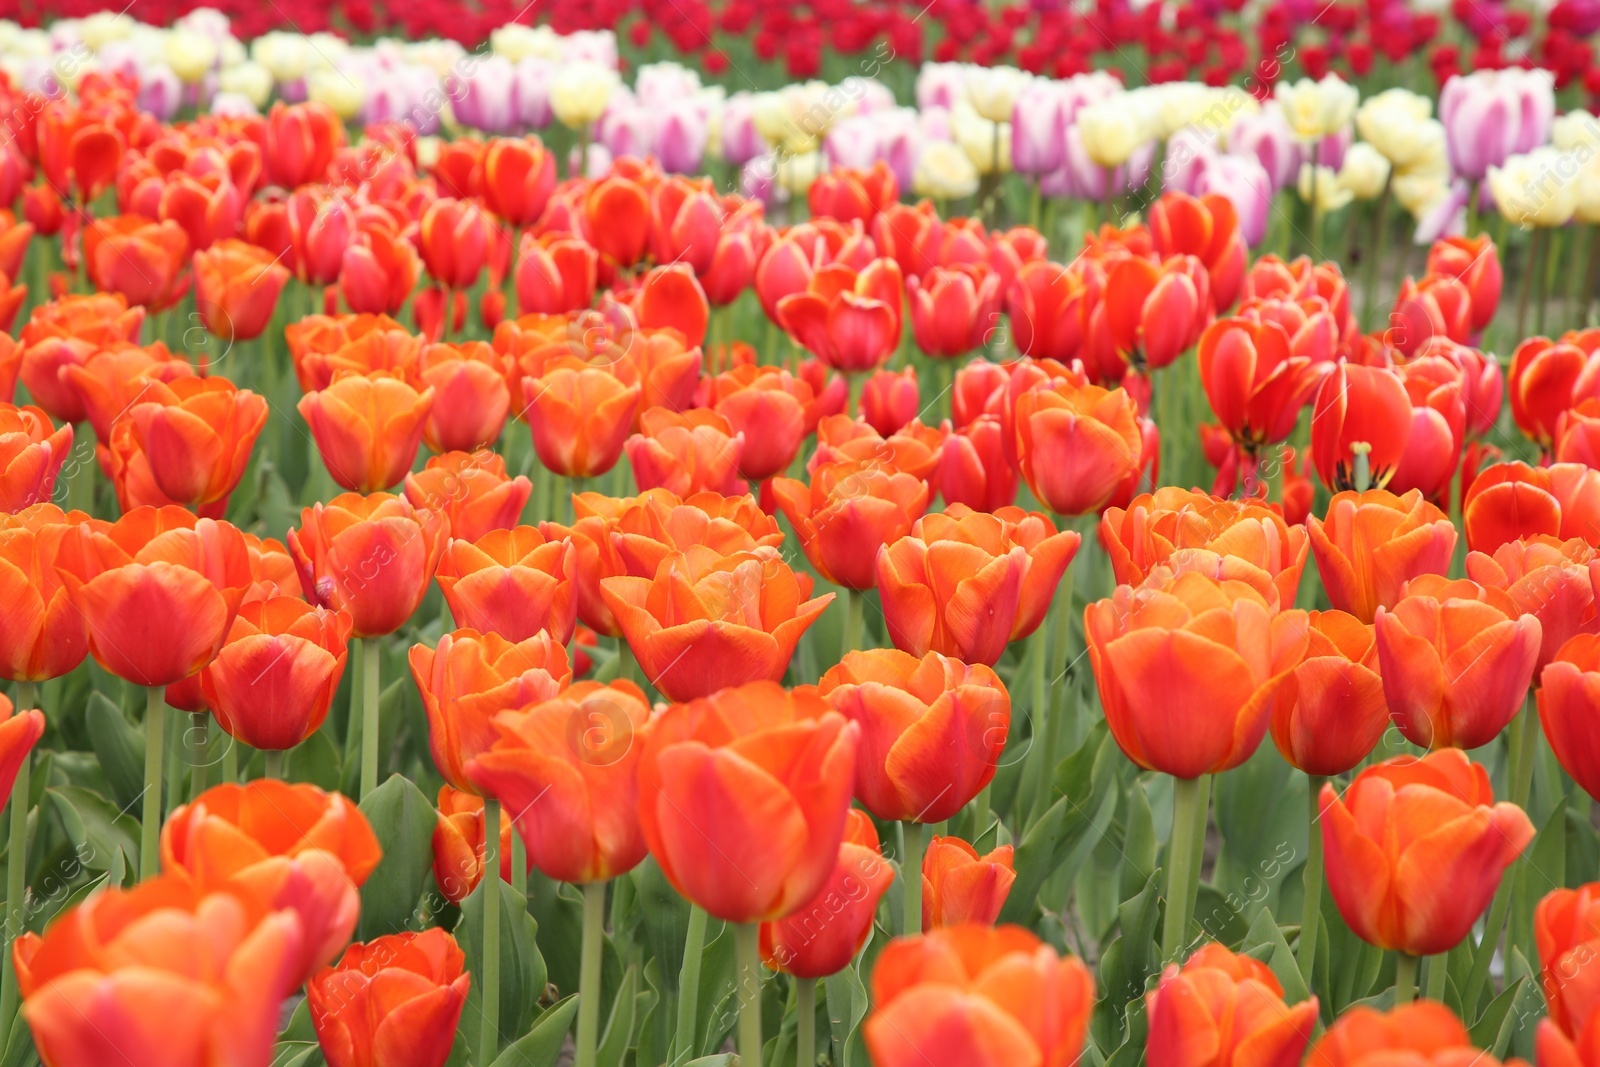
xmin=761 ymin=809 xmax=895 ymax=977
xmin=1270 ymin=610 xmax=1387 ymax=776
xmin=308 ymin=929 xmax=470 ymax=1067
xmin=288 ymin=492 xmax=449 ymax=638
xmin=200 ymin=596 xmax=351 ymax=752
xmin=1146 ymin=943 xmax=1318 ymax=1067
xmin=1320 ymin=749 xmax=1534 ymax=955
xmin=468 ymin=679 xmax=652 ymax=884
xmin=921 ymin=836 xmax=1015 ymax=930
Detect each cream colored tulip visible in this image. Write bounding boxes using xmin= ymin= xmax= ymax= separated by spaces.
xmin=952 ymin=103 xmax=1011 ymax=176
xmin=1276 ymin=74 xmax=1359 ymax=142
xmin=1339 ymin=143 xmax=1392 ymax=200
xmin=1077 ymin=96 xmax=1146 ymax=168
xmin=1555 ymin=110 xmax=1600 ymax=153
xmin=777 ymin=150 xmax=825 ymax=197
xmin=1298 ymin=163 xmax=1355 ymax=214
xmin=79 ymin=10 xmax=134 ymax=48
xmin=252 ymin=31 xmax=309 ymax=82
xmin=913 ymin=139 xmax=981 ymax=200
xmin=1488 ymin=147 xmax=1581 ymax=228
xmin=752 ymin=82 xmax=832 ymax=154
xmin=165 ymin=28 xmax=217 ymax=84
xmin=307 ymin=67 xmax=366 ymax=121
xmin=1577 ymin=158 xmax=1600 ymax=224
xmin=491 ymin=24 xmax=562 ymax=61
xmin=1393 ymin=171 xmax=1452 ymax=218
xmin=217 ymin=60 xmax=272 ymax=107
xmin=551 ymin=60 xmax=620 ymax=129
xmin=1355 ymin=89 xmax=1444 ymax=169
xmin=966 ymin=65 xmax=1031 ymax=124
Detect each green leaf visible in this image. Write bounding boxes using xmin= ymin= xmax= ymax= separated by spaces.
xmin=682 ymin=1058 xmax=735 ymax=1066
xmin=1119 ymin=778 xmax=1158 ymax=902
xmin=355 ymin=773 xmax=437 ymax=939
xmin=270 ymin=1044 xmax=322 ymax=1067
xmin=692 ymin=920 xmax=738 ymax=1058
xmin=526 ymin=871 xmax=586 ymax=999
xmin=488 ymin=994 xmax=577 ymax=1067
xmin=0 ymin=1011 xmax=36 ymax=1067
xmin=45 ymin=785 xmax=139 ymax=875
xmin=278 ymin=997 xmax=316 ymax=1045
xmin=1193 ymin=884 xmax=1249 ymax=949
xmin=460 ymin=877 xmax=548 ymax=1050
xmin=597 ymin=964 xmax=639 ymax=1067
xmin=285 ymin=730 xmax=342 ymax=793
xmin=85 ymin=691 xmax=144 ymax=811
xmin=824 ymin=947 xmax=872 ymax=1067
xmin=999 ymin=776 xmax=1117 ymax=926
xmin=1469 ymin=976 xmax=1529 ymax=1056
xmin=1241 ymin=907 xmax=1311 ymax=1006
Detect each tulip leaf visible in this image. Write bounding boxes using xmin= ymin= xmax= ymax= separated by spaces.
xmin=355 ymin=773 xmax=437 ymax=939
xmin=630 ymin=858 xmax=689 ymax=984
xmin=1212 ymin=746 xmax=1307 ymax=922
xmin=999 ymin=777 xmax=1117 ymax=926
xmin=85 ymin=691 xmax=145 ymax=812
xmin=460 ymin=876 xmax=548 ymax=1050
xmin=1512 ymin=796 xmax=1568 ymax=959
xmin=682 ymin=1058 xmax=735 ymax=1066
xmin=0 ymin=1008 xmax=36 ymax=1067
xmin=488 ymin=994 xmax=577 ymax=1067
xmin=1469 ymin=975 xmax=1529 ymax=1056
xmin=824 ymin=949 xmax=872 ymax=1067
xmin=1240 ymin=907 xmax=1311 ymax=1006
xmin=284 ymin=729 xmax=342 ymax=793
xmin=270 ymin=1044 xmax=322 ymax=1067
xmin=1193 ymin=884 xmax=1248 ymax=949
xmin=278 ymin=996 xmax=316 ymax=1045
xmin=597 ymin=963 xmax=639 ymax=1067
xmin=525 ymin=871 xmax=586 ymax=1000
xmin=1119 ymin=778 xmax=1158 ymax=902
xmin=45 ymin=785 xmax=139 ymax=875
xmin=692 ymin=920 xmax=738 ymax=1058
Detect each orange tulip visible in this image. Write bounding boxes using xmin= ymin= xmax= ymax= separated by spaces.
xmin=1151 ymin=191 xmax=1248 ymax=312
xmin=308 ymin=928 xmax=470 ymax=1067
xmin=938 ymin=416 xmax=1018 ymax=513
xmin=1536 ymin=881 xmax=1600 ymax=1058
xmin=632 ymin=262 xmax=710 ymax=348
xmin=0 ymin=504 xmax=92 ymax=681
xmin=287 ymin=492 xmax=449 ymax=638
xmin=300 ymin=373 xmax=435 ymax=494
xmin=193 ymin=238 xmax=290 ymax=342
xmin=523 ymin=364 xmax=641 ymax=478
xmin=1466 ymin=535 xmax=1598 ymax=671
xmin=161 ymin=779 xmax=382 ymax=982
xmin=1104 ymin=254 xmax=1210 ymax=371
xmin=772 ymin=459 xmax=930 ymax=592
xmin=84 ymin=214 xmax=191 ymax=310
xmin=1087 ymin=569 xmax=1309 ymax=778
xmin=417 ymin=197 xmax=490 ymax=291
xmin=108 ymin=375 xmax=267 ymax=514
xmin=515 ymin=231 xmax=598 ymax=315
xmin=410 ymin=628 xmax=571 ymax=792
xmin=0 ymin=210 xmax=33 ymax=281
xmin=636 ymin=680 xmax=858 ymax=921
xmin=539 ymin=495 xmax=631 ymax=638
xmin=59 ymin=342 xmax=193 ymax=445
xmin=1014 ymin=377 xmax=1144 ymax=516
xmin=584 ymin=173 xmax=652 ymax=268
xmin=1269 ymin=609 xmax=1387 ymax=776
xmin=820 ymin=648 xmax=1009 ymax=822
xmin=601 ymin=545 xmax=831 ymax=702
xmin=1428 ymin=235 xmax=1502 ymax=332
xmin=1309 ymin=363 xmax=1414 ymax=491
xmin=1306 ymin=489 xmax=1458 ymax=623
xmin=413 ymin=341 xmax=511 ymax=454
xmin=340 ymin=213 xmax=424 ymax=316
xmin=1197 ymin=315 xmax=1328 ymax=452
xmin=54 ymin=507 xmax=252 ymax=686
xmin=1004 ymin=258 xmax=1094 ymax=365
xmin=0 ymin=690 xmax=42 ymax=803
xmin=1319 ymin=749 xmax=1535 ymax=955
xmin=15 ymin=877 xmax=304 ymax=1067
xmin=1539 ymin=634 xmax=1600 ymax=802
xmin=604 ymin=487 xmax=783 ymax=579
xmin=921 ymin=836 xmax=1015 ymax=931
xmin=760 ymin=808 xmax=895 ymax=978
xmin=435 ymin=525 xmax=575 ymax=644
xmin=704 ymin=364 xmax=815 ymax=481
xmin=860 ymin=366 xmax=921 ymax=437
xmin=1145 ymin=942 xmax=1316 ymax=1067
xmin=266 ymin=100 xmax=344 ymax=187
xmin=482 ymin=136 xmax=557 ymax=226
xmin=777 ymin=258 xmax=904 ymax=374
xmin=402 ymin=450 xmax=530 ymax=546
xmin=1464 ymin=462 xmax=1600 ymax=555
xmin=878 ymin=504 xmax=1080 ymax=665
xmin=467 ymin=679 xmax=652 ymax=884
xmin=865 ymin=924 xmax=1094 ymax=1067
xmin=19 ymin=294 xmax=144 ymax=425
xmin=1319 ymin=1003 xmax=1515 ymax=1067
xmin=625 ymin=406 xmax=746 ymax=498
xmin=809 ymin=412 xmax=944 ymax=484
xmin=1373 ymin=574 xmax=1540 ymax=750
xmin=1099 ymin=488 xmax=1309 ymax=608
xmin=287 ymin=315 xmax=422 ymax=394
xmin=430 ymin=784 xmax=525 ymax=904
xmin=908 ymin=264 xmax=1002 ymax=359
xmin=1557 ymin=398 xmax=1600 ymax=467
xmin=199 ymin=596 xmax=352 ymax=752
xmin=0 ymin=403 xmax=71 ymax=514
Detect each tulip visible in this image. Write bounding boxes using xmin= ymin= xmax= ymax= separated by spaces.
xmin=299 ymin=373 xmax=435 ymax=494
xmin=761 ymin=809 xmax=895 ymax=976
xmin=1319 ymin=1002 xmax=1519 ymax=1067
xmin=1389 ymin=275 xmax=1473 ymax=359
xmin=0 ymin=688 xmax=41 ymax=800
xmin=1014 ymin=377 xmax=1144 ymax=516
xmin=605 ymin=488 xmax=783 ymax=578
xmin=1197 ymin=316 xmax=1327 ymax=453
xmin=1103 ymin=255 xmax=1209 ymax=371
xmin=1467 ymin=536 xmax=1598 ymax=671
xmin=584 ymin=173 xmax=651 ymax=268
xmin=287 ymin=315 xmax=421 ymax=392
xmin=84 ymin=214 xmax=191 ymax=311
xmin=409 ymin=628 xmax=571 ymax=793
xmin=430 ymin=784 xmax=526 ymax=904
xmin=482 ymin=136 xmax=557 ymax=227
xmin=908 ymin=264 xmax=1001 ymax=359
xmin=1538 ymin=634 xmax=1600 ymax=802
xmin=1269 ymin=609 xmax=1387 ymax=776
xmin=1320 ymin=749 xmax=1535 ymax=955
xmin=1099 ymin=488 xmax=1310 ymax=609
xmin=435 ymin=525 xmax=576 ymax=644
xmin=467 ymin=679 xmax=652 ymax=884
xmin=1464 ymin=462 xmax=1600 ymax=555
xmin=809 ymin=162 xmax=898 ymax=224
xmin=777 ymin=258 xmax=904 ymax=374
xmin=865 ymin=925 xmax=1095 ymax=1067
xmin=1537 ymin=880 xmax=1600 ymax=1067
xmin=16 ymin=877 xmax=304 ymax=1067
xmin=523 ymin=365 xmax=641 ymax=479
xmin=1427 ymin=235 xmax=1502 ymax=333
xmin=266 ymin=100 xmax=344 ymax=187
xmin=1307 ymin=489 xmax=1457 ymax=623
xmin=921 ymin=836 xmax=1015 ymax=931
xmin=0 ymin=505 xmax=91 ymax=682
xmin=938 ymin=416 xmax=1018 ymax=513
xmin=200 ymin=597 xmax=352 ymax=752
xmin=308 ymin=929 xmax=471 ymax=1067
xmin=860 ymin=367 xmax=920 ymax=438
xmin=516 ymin=231 xmax=598 ymax=315
xmin=649 ymin=178 xmax=721 ymax=275
xmin=341 ymin=218 xmax=423 ymax=316
xmin=403 ymin=450 xmax=530 ymax=547
xmin=193 ymin=238 xmax=289 ymax=342
xmin=808 ymin=414 xmax=944 ymax=486
xmin=704 ymin=365 xmax=814 ymax=481
xmin=415 ymin=342 xmax=511 ymax=454
xmin=539 ymin=497 xmax=631 ymax=639
xmin=109 ymin=375 xmax=267 ymax=515
xmin=161 ymin=779 xmax=382 ymax=982
xmin=1146 ymin=942 xmax=1318 ymax=1067
xmin=624 ymin=407 xmax=746 ymax=498
xmin=1558 ymin=399 xmax=1600 ymax=467
xmin=1087 ymin=569 xmax=1309 ymax=779
xmin=636 ymin=680 xmax=859 ymax=922
xmin=288 ymin=492 xmax=449 ymax=638
xmin=0 ymin=404 xmax=71 ymax=515
xmin=601 ymin=546 xmax=831 ymax=702
xmin=771 ymin=459 xmax=930 ymax=592
xmin=1387 ymin=356 xmax=1467 ymax=503
xmin=1508 ymin=334 xmax=1600 ymax=452
xmin=878 ymin=504 xmax=1079 ymax=665
xmin=417 ymin=197 xmax=490 ymax=292
xmin=1310 ymin=363 xmax=1413 ymax=490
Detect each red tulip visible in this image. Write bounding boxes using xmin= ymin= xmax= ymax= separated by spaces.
xmin=761 ymin=809 xmax=894 ymax=977
xmin=1270 ymin=609 xmax=1387 ymax=775
xmin=1428 ymin=235 xmax=1502 ymax=332
xmin=1464 ymin=462 xmax=1600 ymax=555
xmin=908 ymin=264 xmax=1001 ymax=359
xmin=1014 ymin=377 xmax=1143 ymax=516
xmin=288 ymin=492 xmax=449 ymax=638
xmin=308 ymin=928 xmax=470 ymax=1067
xmin=1309 ymin=363 xmax=1413 ymax=491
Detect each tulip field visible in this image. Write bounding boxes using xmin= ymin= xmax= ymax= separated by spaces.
xmin=9 ymin=4 xmax=1600 ymax=1067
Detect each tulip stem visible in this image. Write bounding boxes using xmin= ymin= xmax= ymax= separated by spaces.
xmin=842 ymin=588 xmax=864 ymax=662
xmin=576 ymin=880 xmax=607 ymax=1067
xmin=1299 ymin=776 xmax=1326 ymax=988
xmin=262 ymin=748 xmax=282 ymax=780
xmin=1035 ymin=555 xmax=1076 ymax=822
xmin=189 ymin=714 xmax=209 ymax=798
xmin=0 ymin=682 xmax=35 ymax=1042
xmin=511 ymin=833 xmax=527 ymax=898
xmin=796 ymin=976 xmax=816 ymax=1067
xmin=141 ymin=686 xmax=166 ymax=880
xmin=735 ymin=922 xmax=763 ymax=1066
xmin=1517 ymin=228 xmax=1542 ymax=340
xmin=617 ymin=639 xmax=635 ymax=687
xmin=673 ymin=904 xmax=709 ymax=1064
xmin=1162 ymin=775 xmax=1202 ymax=962
xmin=1360 ymin=178 xmax=1392 ymax=331
xmin=1394 ymin=952 xmax=1419 ymax=1005
xmin=480 ymin=796 xmax=502 ymax=1067
xmin=1016 ymin=626 xmax=1049 ymax=827
xmin=901 ymin=820 xmax=926 ymax=936
xmin=359 ymin=636 xmax=381 ymax=799
xmin=1537 ymin=228 xmax=1553 ymax=337
xmin=1424 ymin=952 xmax=1449 ymax=1002
xmin=222 ymin=737 xmax=237 ymax=783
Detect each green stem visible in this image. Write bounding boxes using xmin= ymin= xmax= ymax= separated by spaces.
xmin=1299 ymin=776 xmax=1326 ymax=986
xmin=576 ymin=880 xmax=607 ymax=1067
xmin=222 ymin=738 xmax=238 ymax=783
xmin=1464 ymin=702 xmax=1539 ymax=1012
xmin=735 ymin=922 xmax=763 ymax=1066
xmin=617 ymin=640 xmax=635 ymax=686
xmin=1360 ymin=179 xmax=1392 ymax=330
xmin=1016 ymin=627 xmax=1049 ymax=827
xmin=1395 ymin=952 xmax=1420 ymax=1005
xmin=847 ymin=372 xmax=865 ymax=418
xmin=262 ymin=748 xmax=282 ymax=780
xmin=1536 ymin=227 xmax=1553 ymax=337
xmin=189 ymin=713 xmax=209 ymax=798
xmin=480 ymin=796 xmax=502 ymax=1066
xmin=1037 ymin=554 xmax=1076 ymax=820
xmin=971 ymin=783 xmax=991 ymax=839
xmin=511 ymin=831 xmax=527 ymax=898
xmin=1187 ymin=774 xmax=1211 ymax=913
xmin=901 ymin=821 xmax=926 ymax=936
xmin=842 ymin=588 xmax=864 ymax=663
xmin=796 ymin=976 xmax=816 ymax=1067
xmin=1424 ymin=952 xmax=1449 ymax=1002
xmin=1162 ymin=775 xmax=1202 ymax=961
xmin=141 ymin=686 xmax=166 ymax=880
xmin=1517 ymin=228 xmax=1541 ymax=339
xmin=1465 ymin=181 xmax=1480 ymax=238
xmin=0 ymin=681 xmax=36 ymax=1041
xmin=360 ymin=636 xmax=381 ymax=799
xmin=674 ymin=905 xmax=709 ymax=1064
